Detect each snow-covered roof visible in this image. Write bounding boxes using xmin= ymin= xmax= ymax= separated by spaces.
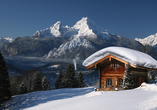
xmin=82 ymin=47 xmax=157 ymax=69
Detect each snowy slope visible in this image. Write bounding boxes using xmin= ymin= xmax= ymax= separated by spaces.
xmin=83 ymin=46 xmax=157 ymax=68
xmin=47 ymin=37 xmax=94 ymax=58
xmin=135 ymin=33 xmax=157 ymax=46
xmin=1 ymin=83 xmax=157 ymax=110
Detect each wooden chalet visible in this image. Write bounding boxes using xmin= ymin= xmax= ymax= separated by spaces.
xmin=83 ymin=47 xmax=157 ymax=91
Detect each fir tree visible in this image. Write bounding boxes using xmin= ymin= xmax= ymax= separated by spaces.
xmin=42 ymin=76 xmax=51 ymax=90
xmin=151 ymin=73 xmax=155 ymax=81
xmin=32 ymin=71 xmax=42 ymax=91
xmin=123 ymin=63 xmax=134 ymax=89
xmin=77 ymin=72 xmax=85 ymax=87
xmin=62 ymin=64 xmax=77 ymax=88
xmin=21 ymin=69 xmax=35 ymax=92
xmin=10 ymin=73 xmax=18 ymax=95
xmin=55 ymin=69 xmax=63 ymax=89
xmin=0 ymin=52 xmax=11 ymax=101
xmin=19 ymin=82 xmax=27 ymax=94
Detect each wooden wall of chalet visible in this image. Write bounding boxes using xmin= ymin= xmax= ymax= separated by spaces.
xmin=98 ymin=58 xmax=148 ymax=91
xmin=131 ymin=68 xmax=148 ymax=88
xmin=99 ymin=59 xmax=125 ymax=91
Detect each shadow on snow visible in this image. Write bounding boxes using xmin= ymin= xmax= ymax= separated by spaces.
xmin=1 ymin=87 xmax=94 ymax=110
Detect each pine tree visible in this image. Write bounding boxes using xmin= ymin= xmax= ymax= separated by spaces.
xmin=21 ymin=69 xmax=35 ymax=92
xmin=19 ymin=82 xmax=27 ymax=94
xmin=42 ymin=76 xmax=51 ymax=90
xmin=151 ymin=73 xmax=155 ymax=81
xmin=0 ymin=52 xmax=11 ymax=101
xmin=32 ymin=71 xmax=42 ymax=91
xmin=10 ymin=73 xmax=18 ymax=95
xmin=55 ymin=69 xmax=63 ymax=89
xmin=77 ymin=72 xmax=85 ymax=87
xmin=123 ymin=63 xmax=134 ymax=89
xmin=62 ymin=64 xmax=77 ymax=88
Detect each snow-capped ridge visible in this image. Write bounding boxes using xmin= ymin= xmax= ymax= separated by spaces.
xmin=32 ymin=21 xmax=70 ymax=38
xmin=73 ymin=17 xmax=98 ymax=29
xmin=50 ymin=37 xmax=93 ymax=58
xmin=50 ymin=21 xmax=64 ymax=37
xmin=46 ymin=48 xmax=57 ymax=58
xmin=72 ymin=17 xmax=110 ymax=40
xmin=32 ymin=17 xmax=113 ymax=40
xmin=0 ymin=37 xmax=14 ymax=42
xmin=135 ymin=33 xmax=157 ymax=46
xmin=50 ymin=21 xmax=62 ymax=29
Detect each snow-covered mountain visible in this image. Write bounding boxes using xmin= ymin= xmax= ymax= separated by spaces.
xmin=72 ymin=17 xmax=110 ymax=40
xmin=44 ymin=17 xmax=141 ymax=59
xmin=0 ymin=37 xmax=14 ymax=48
xmin=32 ymin=17 xmax=110 ymax=40
xmin=0 ymin=37 xmax=14 ymax=42
xmin=135 ymin=33 xmax=157 ymax=46
xmin=32 ymin=21 xmax=72 ymax=38
xmin=46 ymin=37 xmax=94 ymax=58
xmin=1 ymin=17 xmax=141 ymax=59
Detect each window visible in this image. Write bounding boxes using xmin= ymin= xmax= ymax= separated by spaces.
xmin=107 ymin=79 xmax=112 ymax=86
xmin=113 ymin=63 xmax=118 ymax=68
xmin=118 ymin=79 xmax=123 ymax=86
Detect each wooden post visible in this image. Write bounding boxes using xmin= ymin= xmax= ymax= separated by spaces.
xmin=124 ymin=63 xmax=126 ymax=68
xmin=104 ymin=79 xmax=106 ymax=88
xmin=99 ymin=69 xmax=101 ymax=89
xmin=146 ymin=69 xmax=148 ymax=83
xmin=115 ymin=78 xmax=117 ymax=87
xmin=95 ymin=64 xmax=97 ymax=69
xmin=112 ymin=79 xmax=115 ymax=87
xmin=109 ymin=56 xmax=111 ymax=62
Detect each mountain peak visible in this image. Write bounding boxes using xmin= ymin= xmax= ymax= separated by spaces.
xmin=32 ymin=17 xmax=110 ymax=40
xmin=135 ymin=33 xmax=157 ymax=46
xmin=72 ymin=17 xmax=109 ymax=39
xmin=50 ymin=21 xmax=62 ymax=30
xmin=73 ymin=17 xmax=97 ymax=29
xmin=49 ymin=21 xmax=64 ymax=37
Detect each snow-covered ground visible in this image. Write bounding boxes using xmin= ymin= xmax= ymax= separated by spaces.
xmin=1 ymin=83 xmax=157 ymax=110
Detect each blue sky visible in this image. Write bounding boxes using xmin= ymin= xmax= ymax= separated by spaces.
xmin=0 ymin=0 xmax=157 ymax=39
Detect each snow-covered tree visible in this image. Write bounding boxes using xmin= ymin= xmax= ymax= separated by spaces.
xmin=148 ymin=70 xmax=156 ymax=81
xmin=32 ymin=71 xmax=42 ymax=91
xmin=123 ymin=63 xmax=134 ymax=89
xmin=42 ymin=76 xmax=51 ymax=90
xmin=77 ymin=72 xmax=85 ymax=87
xmin=19 ymin=82 xmax=27 ymax=94
xmin=55 ymin=69 xmax=63 ymax=89
xmin=0 ymin=52 xmax=11 ymax=101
